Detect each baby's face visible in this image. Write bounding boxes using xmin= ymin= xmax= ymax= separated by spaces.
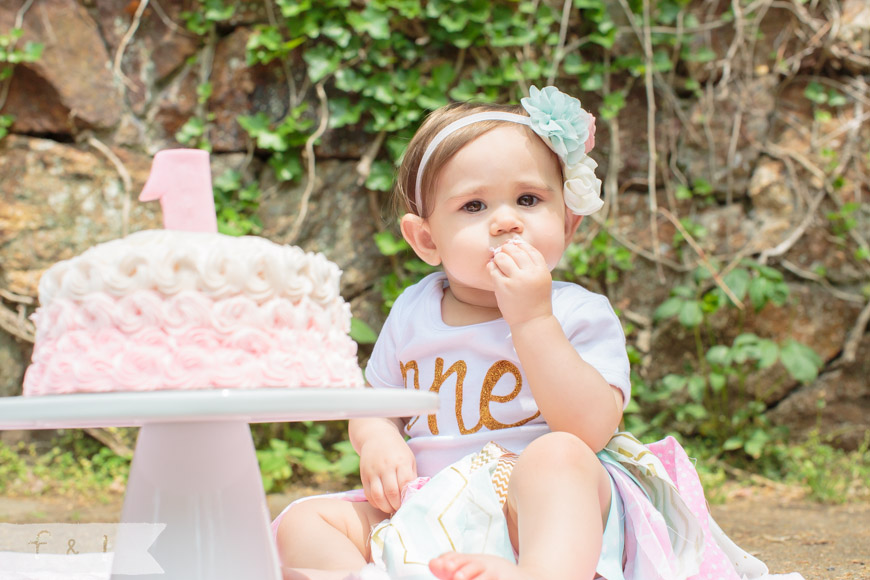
xmin=423 ymin=124 xmax=570 ymax=293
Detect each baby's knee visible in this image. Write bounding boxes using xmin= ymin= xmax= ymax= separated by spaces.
xmin=521 ymin=431 xmax=597 ymax=470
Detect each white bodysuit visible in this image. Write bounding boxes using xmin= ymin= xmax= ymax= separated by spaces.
xmin=365 ymin=271 xmax=631 ymax=476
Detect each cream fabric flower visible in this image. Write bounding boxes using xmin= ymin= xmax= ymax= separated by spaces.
xmin=564 ymin=156 xmax=603 ymax=215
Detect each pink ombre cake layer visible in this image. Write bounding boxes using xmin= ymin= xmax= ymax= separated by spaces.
xmin=23 ymin=230 xmax=365 ymax=395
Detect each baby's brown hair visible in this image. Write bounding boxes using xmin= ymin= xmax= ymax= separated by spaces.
xmin=394 ymin=101 xmax=554 ymax=218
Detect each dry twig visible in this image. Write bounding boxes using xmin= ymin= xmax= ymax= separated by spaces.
xmin=113 ymin=0 xmax=150 ymax=91
xmin=0 ymin=288 xmax=34 ymax=305
xmin=641 ymin=0 xmax=664 ymax=282
xmin=547 ymin=0 xmax=574 ymax=87
xmin=86 ymin=135 xmax=134 ymax=238
xmin=0 ymin=302 xmax=35 ymax=343
xmin=659 ymin=208 xmax=745 ymax=309
xmin=285 ymin=82 xmax=329 ymax=245
xmin=84 ymin=427 xmax=134 ymax=459
xmin=841 ymin=298 xmax=870 ymax=364
xmin=356 ymin=130 xmax=387 ymax=187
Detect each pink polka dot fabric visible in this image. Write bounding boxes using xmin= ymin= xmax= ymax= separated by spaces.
xmin=648 ymin=437 xmax=741 ymax=580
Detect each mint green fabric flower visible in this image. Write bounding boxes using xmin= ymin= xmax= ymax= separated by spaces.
xmin=521 ymin=85 xmax=592 ymax=166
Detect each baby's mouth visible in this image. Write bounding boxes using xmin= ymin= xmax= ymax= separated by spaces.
xmin=489 ymin=236 xmax=526 ymax=257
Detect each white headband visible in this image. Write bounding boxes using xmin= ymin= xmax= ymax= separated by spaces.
xmin=412 ymin=86 xmax=603 ymax=218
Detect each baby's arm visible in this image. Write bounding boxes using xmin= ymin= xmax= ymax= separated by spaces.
xmin=489 ymin=242 xmax=623 ymax=452
xmin=349 ymin=416 xmax=417 ymax=513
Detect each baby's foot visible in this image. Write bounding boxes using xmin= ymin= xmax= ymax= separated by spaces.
xmin=429 ymin=552 xmax=532 ymax=580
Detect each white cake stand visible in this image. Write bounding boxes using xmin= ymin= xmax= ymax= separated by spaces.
xmin=0 ymin=388 xmax=439 ymax=580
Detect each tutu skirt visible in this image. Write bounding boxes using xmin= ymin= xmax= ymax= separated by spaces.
xmin=272 ymin=433 xmax=804 ymax=580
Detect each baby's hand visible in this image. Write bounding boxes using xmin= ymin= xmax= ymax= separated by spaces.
xmin=488 ymin=239 xmax=553 ymax=327
xmin=358 ymin=431 xmax=418 ymax=514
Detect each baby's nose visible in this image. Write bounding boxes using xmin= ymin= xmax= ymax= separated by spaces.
xmin=490 ymin=207 xmax=523 ymax=235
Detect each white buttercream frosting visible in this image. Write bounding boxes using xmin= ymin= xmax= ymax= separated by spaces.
xmin=37 ymin=230 xmax=343 ymax=307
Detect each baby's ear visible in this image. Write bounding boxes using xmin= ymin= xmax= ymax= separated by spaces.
xmin=565 ymin=213 xmax=584 ymax=243
xmin=401 ymin=213 xmax=442 ymax=266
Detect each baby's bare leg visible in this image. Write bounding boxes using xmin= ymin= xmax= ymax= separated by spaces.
xmin=277 ymin=497 xmax=390 ymax=576
xmin=430 ymin=432 xmax=612 ymax=580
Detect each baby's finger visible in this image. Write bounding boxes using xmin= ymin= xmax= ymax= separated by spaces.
xmin=382 ymin=472 xmax=404 ymax=512
xmin=504 ymin=239 xmax=546 ymax=267
xmin=488 ymin=257 xmax=508 ymax=279
xmin=498 ymin=244 xmax=536 ymax=270
xmin=364 ymin=477 xmax=389 ymax=513
xmin=491 ymin=251 xmax=521 ymax=276
xmin=397 ymin=461 xmax=418 ymax=491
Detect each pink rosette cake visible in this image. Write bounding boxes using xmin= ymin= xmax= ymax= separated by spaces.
xmin=23 ymin=149 xmax=364 ymax=395
xmin=23 ymin=230 xmax=364 ymax=395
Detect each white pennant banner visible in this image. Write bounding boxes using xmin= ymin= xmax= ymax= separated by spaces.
xmin=0 ymin=523 xmax=165 ymax=577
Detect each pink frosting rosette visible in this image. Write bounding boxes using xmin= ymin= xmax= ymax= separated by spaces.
xmin=116 ymin=291 xmax=163 ymax=334
xmin=213 ymin=295 xmax=258 ymax=334
xmin=164 ymin=290 xmax=213 ymax=329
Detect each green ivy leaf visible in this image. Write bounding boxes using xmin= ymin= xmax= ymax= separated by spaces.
xmin=706 ymin=345 xmax=730 ymax=366
xmin=203 ymin=0 xmax=236 ymax=22
xmin=661 ymin=374 xmax=688 ymax=394
xmin=683 ymin=44 xmax=716 ymax=63
xmin=709 ymin=372 xmax=727 ymax=393
xmin=678 ymin=300 xmax=704 ymax=328
xmin=723 ymin=436 xmax=744 ymax=451
xmin=0 ymin=114 xmax=14 ymax=140
xmin=744 ymin=429 xmax=770 ymax=459
xmin=780 ymin=340 xmax=823 ymax=384
xmin=350 ymin=318 xmax=378 ymax=344
xmin=365 ymin=160 xmax=395 ymax=192
xmin=687 ymin=375 xmax=706 ymax=402
xmin=347 ymin=6 xmax=391 ymax=40
xmin=276 ymin=0 xmax=312 ymax=18
xmin=748 ymin=276 xmax=770 ymax=311
xmin=269 ymin=152 xmax=303 ymax=182
xmin=804 ymin=81 xmax=827 ymax=105
xmin=175 ymin=117 xmax=205 ymax=145
xmin=303 ymin=44 xmax=341 ymax=82
xmin=654 ymin=296 xmax=683 ymax=321
xmin=374 ymin=230 xmax=410 ymax=256
xmin=757 ymin=339 xmax=779 ymax=369
xmin=722 ymin=268 xmax=750 ymax=303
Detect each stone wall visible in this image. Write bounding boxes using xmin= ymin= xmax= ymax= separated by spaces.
xmin=0 ymin=0 xmax=868 ymax=449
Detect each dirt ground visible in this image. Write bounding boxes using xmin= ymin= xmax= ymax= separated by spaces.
xmin=1 ymin=486 xmax=867 ymax=579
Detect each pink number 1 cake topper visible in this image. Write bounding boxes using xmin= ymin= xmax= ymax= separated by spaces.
xmin=139 ymin=149 xmax=218 ymax=233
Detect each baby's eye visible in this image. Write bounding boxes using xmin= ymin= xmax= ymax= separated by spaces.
xmin=463 ymin=200 xmax=485 ymax=213
xmin=517 ymin=194 xmax=539 ymax=207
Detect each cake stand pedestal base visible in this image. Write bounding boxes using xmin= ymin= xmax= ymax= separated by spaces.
xmin=112 ymin=421 xmax=280 ymax=580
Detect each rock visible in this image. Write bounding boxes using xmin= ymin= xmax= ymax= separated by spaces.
xmin=0 ymin=0 xmax=123 ymax=134
xmin=769 ymin=334 xmax=870 ymax=451
xmin=678 ymin=77 xmax=777 ymax=201
xmin=645 ymin=283 xmax=860 ymax=405
xmin=208 ymin=27 xmax=287 ymax=152
xmin=2 ymin=66 xmax=72 ymax=135
xmin=150 ymin=58 xmax=200 ymax=148
xmin=90 ymin=0 xmax=199 ymax=115
xmin=829 ymin=0 xmax=870 ymax=73
xmin=747 ymin=159 xmax=796 ymax=251
xmin=257 ymin=158 xmax=390 ymax=301
xmin=0 ymin=136 xmax=158 ymax=298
